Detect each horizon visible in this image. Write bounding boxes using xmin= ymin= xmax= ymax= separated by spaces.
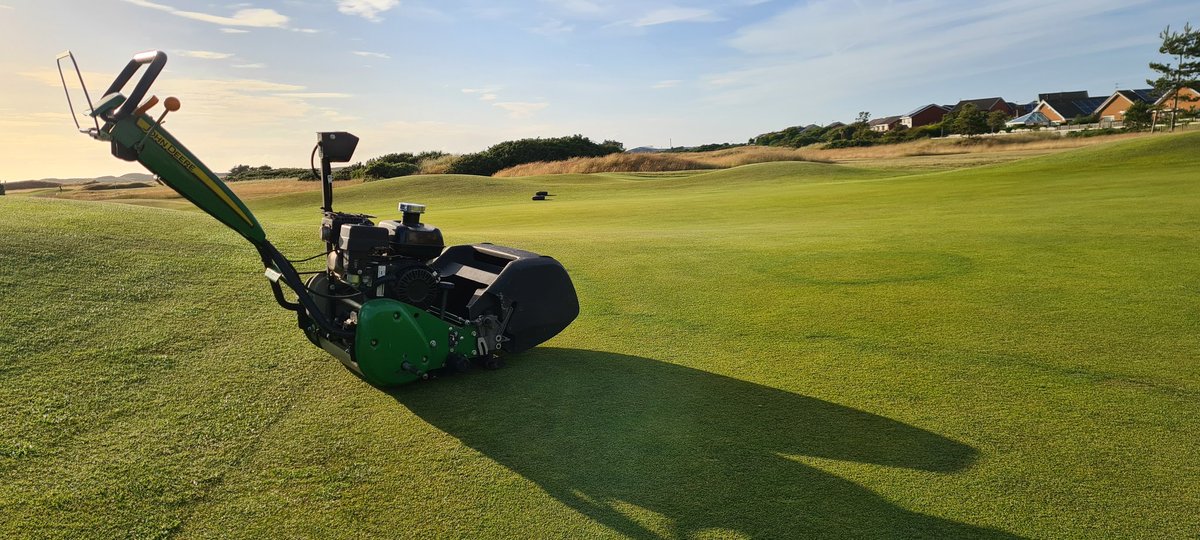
xmin=1 ymin=0 xmax=1194 ymax=182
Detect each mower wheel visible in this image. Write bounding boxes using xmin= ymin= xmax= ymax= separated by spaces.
xmin=482 ymin=354 xmax=506 ymax=370
xmin=448 ymin=353 xmax=471 ymax=373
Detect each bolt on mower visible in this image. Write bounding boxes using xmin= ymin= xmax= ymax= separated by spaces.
xmin=56 ymin=50 xmax=579 ymax=387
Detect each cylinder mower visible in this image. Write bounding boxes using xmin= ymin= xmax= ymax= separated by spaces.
xmin=56 ymin=50 xmax=579 ymax=387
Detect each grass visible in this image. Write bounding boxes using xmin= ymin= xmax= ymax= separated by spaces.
xmin=494 ymin=131 xmax=1149 ymax=176
xmin=1 ymin=132 xmax=1199 ymax=538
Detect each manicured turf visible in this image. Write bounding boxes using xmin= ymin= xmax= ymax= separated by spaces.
xmin=1 ymin=133 xmax=1198 ymax=538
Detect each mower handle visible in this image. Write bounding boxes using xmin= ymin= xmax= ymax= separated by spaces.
xmin=99 ymin=50 xmax=167 ymax=121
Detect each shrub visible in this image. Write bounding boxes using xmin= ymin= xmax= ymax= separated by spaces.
xmin=446 ymin=152 xmax=503 ymax=176
xmin=364 ymin=161 xmax=419 ymax=180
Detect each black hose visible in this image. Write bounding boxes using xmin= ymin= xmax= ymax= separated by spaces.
xmin=310 ymin=143 xmax=320 ymax=181
xmin=256 ymin=241 xmax=355 ymax=339
xmin=287 ymin=251 xmax=331 ymax=264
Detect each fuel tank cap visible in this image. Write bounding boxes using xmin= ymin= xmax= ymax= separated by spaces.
xmin=398 ymin=202 xmax=426 ymax=214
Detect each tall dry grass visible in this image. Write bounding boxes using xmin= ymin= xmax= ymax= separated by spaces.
xmin=494 ymin=148 xmax=831 ymax=177
xmin=493 ymin=131 xmax=1150 ymax=177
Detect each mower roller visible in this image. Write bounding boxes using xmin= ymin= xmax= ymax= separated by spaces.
xmin=57 ymin=50 xmax=579 ymax=387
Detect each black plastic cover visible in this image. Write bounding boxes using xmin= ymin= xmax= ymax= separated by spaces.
xmin=321 ymin=212 xmax=373 ymax=244
xmin=432 ymin=244 xmax=579 ymax=353
xmin=338 ymin=224 xmax=390 ymax=253
xmin=378 ymin=220 xmax=445 ymax=261
xmin=318 ymin=132 xmax=359 ymax=163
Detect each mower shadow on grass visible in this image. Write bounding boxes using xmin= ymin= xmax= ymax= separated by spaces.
xmin=393 ymin=348 xmax=1020 ymax=539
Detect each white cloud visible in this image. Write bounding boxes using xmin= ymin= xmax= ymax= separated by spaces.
xmin=652 ymin=80 xmax=681 ymax=89
xmin=633 ymin=7 xmax=720 ymax=27
xmin=336 ymin=0 xmax=400 ymax=22
xmin=179 ymin=50 xmax=234 ymax=60
xmin=276 ymin=92 xmax=354 ymax=99
xmin=0 ymin=4 xmax=13 ymax=9
xmin=542 ymin=0 xmax=602 ymax=15
xmin=220 ymin=28 xmax=249 ymax=34
xmin=232 ymin=63 xmax=266 ymax=69
xmin=705 ymin=0 xmax=1157 ymax=110
xmin=530 ymin=18 xmax=574 ymax=35
xmin=120 ymin=0 xmax=289 ymax=27
xmin=480 ymin=93 xmax=498 ymax=101
xmin=493 ymin=101 xmax=548 ymax=119
xmin=353 ymin=51 xmax=391 ymax=59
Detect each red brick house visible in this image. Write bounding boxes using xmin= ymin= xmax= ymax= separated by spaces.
xmin=950 ymin=97 xmax=1016 ymax=116
xmin=1094 ymin=89 xmax=1159 ymax=123
xmin=900 ymin=104 xmax=950 ymax=128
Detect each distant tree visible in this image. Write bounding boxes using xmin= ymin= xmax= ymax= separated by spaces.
xmin=229 ymin=164 xmax=251 ymax=177
xmin=986 ymin=110 xmax=1010 ymax=133
xmin=1148 ymin=22 xmax=1200 ymax=131
xmin=952 ymin=103 xmax=988 ymax=136
xmin=1123 ymin=101 xmax=1154 ymax=131
xmin=855 ymin=111 xmax=871 ymax=125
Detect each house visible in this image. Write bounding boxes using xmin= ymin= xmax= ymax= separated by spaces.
xmin=1153 ymin=86 xmax=1200 ymax=116
xmin=1093 ymin=89 xmax=1159 ymax=124
xmin=901 ymin=104 xmax=950 ymax=128
xmin=868 ymin=115 xmax=903 ymax=132
xmin=950 ymin=97 xmax=1016 ymax=116
xmin=1005 ymin=111 xmax=1051 ymax=127
xmin=1030 ymin=91 xmax=1107 ymax=124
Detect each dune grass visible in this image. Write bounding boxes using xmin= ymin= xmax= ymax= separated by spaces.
xmin=493 ymin=131 xmax=1147 ymax=177
xmin=1 ymin=133 xmax=1198 ymax=538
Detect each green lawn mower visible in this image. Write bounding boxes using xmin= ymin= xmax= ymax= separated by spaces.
xmin=57 ymin=50 xmax=579 ymax=387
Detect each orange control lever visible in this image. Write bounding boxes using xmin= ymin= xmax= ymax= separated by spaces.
xmin=133 ymin=95 xmax=159 ymax=116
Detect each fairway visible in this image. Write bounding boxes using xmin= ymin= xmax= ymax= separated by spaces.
xmin=2 ymin=133 xmax=1198 ymax=538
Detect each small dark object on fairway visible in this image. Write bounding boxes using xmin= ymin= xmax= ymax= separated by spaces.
xmin=532 ymin=190 xmax=556 ymax=201
xmin=532 ymin=195 xmax=546 ymax=201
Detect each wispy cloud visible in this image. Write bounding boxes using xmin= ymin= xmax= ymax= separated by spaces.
xmin=276 ymin=92 xmax=354 ymax=99
xmin=179 ymin=50 xmax=234 ymax=60
xmin=232 ymin=63 xmax=266 ymax=69
xmin=529 ymin=18 xmax=574 ymax=35
xmin=120 ymin=0 xmax=288 ymax=28
xmin=632 ymin=7 xmax=721 ymax=27
xmin=706 ymin=0 xmax=1158 ymax=109
xmin=493 ymin=101 xmax=548 ymax=119
xmin=542 ymin=0 xmax=602 ymax=15
xmin=220 ymin=28 xmax=249 ymax=34
xmin=0 ymin=4 xmax=13 ymax=9
xmin=336 ymin=0 xmax=399 ymax=22
xmin=352 ymin=51 xmax=391 ymax=59
xmin=652 ymin=79 xmax=681 ymax=89
xmin=480 ymin=93 xmax=498 ymax=101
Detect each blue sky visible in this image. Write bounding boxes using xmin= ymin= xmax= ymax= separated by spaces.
xmin=0 ymin=0 xmax=1194 ymax=180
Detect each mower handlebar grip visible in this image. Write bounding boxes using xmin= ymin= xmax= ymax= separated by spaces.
xmin=100 ymin=50 xmax=167 ymax=121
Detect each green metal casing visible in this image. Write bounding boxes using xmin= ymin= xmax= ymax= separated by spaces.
xmin=354 ymin=299 xmax=479 ymax=386
xmin=98 ymin=96 xmax=266 ymax=244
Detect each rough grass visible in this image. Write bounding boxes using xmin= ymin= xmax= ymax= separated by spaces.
xmin=1 ymin=132 xmax=1199 ymax=538
xmin=20 ymin=178 xmax=362 ymax=204
xmin=495 ymin=131 xmax=1149 ymax=177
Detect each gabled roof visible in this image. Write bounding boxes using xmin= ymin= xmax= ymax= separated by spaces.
xmin=903 ymin=103 xmax=949 ymax=117
xmin=1093 ymin=88 xmax=1160 ymax=115
xmin=1038 ymin=91 xmax=1089 ymax=101
xmin=868 ymin=115 xmax=902 ymax=126
xmin=952 ymin=97 xmax=1006 ymax=112
xmin=1154 ymin=86 xmax=1199 ymax=106
xmin=1038 ymin=95 xmax=1106 ymax=120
